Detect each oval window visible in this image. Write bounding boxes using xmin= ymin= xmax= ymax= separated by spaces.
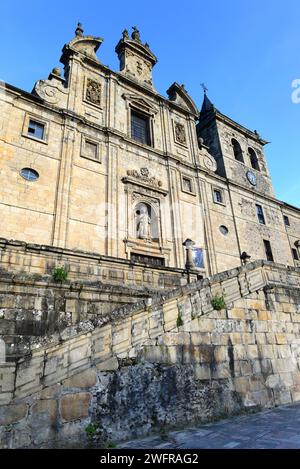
xmin=220 ymin=225 xmax=229 ymax=235
xmin=20 ymin=168 xmax=39 ymax=181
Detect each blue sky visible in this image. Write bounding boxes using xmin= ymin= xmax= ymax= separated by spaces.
xmin=1 ymin=0 xmax=299 ymax=206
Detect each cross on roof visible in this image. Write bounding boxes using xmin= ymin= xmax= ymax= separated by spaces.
xmin=201 ymin=83 xmax=208 ymax=94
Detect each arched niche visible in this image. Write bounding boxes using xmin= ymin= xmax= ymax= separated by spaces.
xmin=134 ymin=201 xmax=159 ymax=242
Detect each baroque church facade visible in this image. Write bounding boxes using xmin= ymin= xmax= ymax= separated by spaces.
xmin=0 ymin=24 xmax=299 ymax=278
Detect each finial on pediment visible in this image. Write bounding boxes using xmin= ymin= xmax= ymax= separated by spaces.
xmin=132 ymin=26 xmax=141 ymax=42
xmin=122 ymin=29 xmax=129 ymax=39
xmin=51 ymin=67 xmax=61 ymax=77
xmin=75 ymin=22 xmax=84 ymax=37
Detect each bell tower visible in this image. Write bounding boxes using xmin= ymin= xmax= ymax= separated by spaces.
xmin=197 ymin=94 xmax=275 ymax=197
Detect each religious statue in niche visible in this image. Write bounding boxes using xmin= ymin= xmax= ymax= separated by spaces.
xmin=136 ymin=203 xmax=151 ymax=240
xmin=174 ymin=122 xmax=187 ymax=145
xmin=85 ymin=78 xmax=101 ymax=106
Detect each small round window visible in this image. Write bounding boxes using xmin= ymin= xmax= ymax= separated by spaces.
xmin=20 ymin=168 xmax=39 ymax=181
xmin=220 ymin=225 xmax=229 ymax=235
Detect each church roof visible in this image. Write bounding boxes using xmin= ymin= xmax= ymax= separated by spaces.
xmin=199 ymin=93 xmax=268 ymax=145
xmin=200 ymin=93 xmax=216 ymax=116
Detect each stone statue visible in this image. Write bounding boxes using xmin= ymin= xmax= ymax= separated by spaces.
xmin=122 ymin=29 xmax=129 ymax=39
xmin=132 ymin=26 xmax=141 ymax=42
xmin=136 ymin=204 xmax=151 ymax=240
xmin=75 ymin=22 xmax=84 ymax=37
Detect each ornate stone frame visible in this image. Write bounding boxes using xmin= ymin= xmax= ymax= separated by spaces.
xmin=122 ymin=173 xmax=170 ymax=264
xmin=172 ymin=119 xmax=188 ymax=147
xmin=122 ymin=93 xmax=158 ymax=147
xmin=83 ymin=76 xmax=103 ymax=109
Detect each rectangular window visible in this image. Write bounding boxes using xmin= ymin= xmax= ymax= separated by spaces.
xmin=256 ymin=204 xmax=265 ymax=224
xmin=283 ymin=215 xmax=290 ymax=226
xmin=213 ymin=189 xmax=223 ymax=204
xmin=263 ymin=240 xmax=274 ymax=262
xmin=182 ymin=177 xmax=193 ymax=193
xmin=85 ymin=140 xmax=98 ymax=160
xmin=292 ymin=248 xmax=299 ymax=261
xmin=131 ymin=253 xmax=165 ymax=266
xmin=28 ymin=119 xmax=45 ymax=140
xmin=131 ymin=111 xmax=151 ymax=145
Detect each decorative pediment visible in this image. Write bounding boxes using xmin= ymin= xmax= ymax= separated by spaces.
xmin=60 ymin=23 xmax=103 ymax=66
xmin=167 ymin=82 xmax=198 ymax=116
xmin=122 ymin=168 xmax=167 ymax=197
xmin=122 ymin=93 xmax=159 ymax=114
xmin=33 ymin=68 xmax=68 ymax=106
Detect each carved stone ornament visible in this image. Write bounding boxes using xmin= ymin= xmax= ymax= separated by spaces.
xmin=126 ymin=168 xmax=162 ymax=188
xmin=140 ymin=167 xmax=149 ymax=177
xmin=33 ymin=69 xmax=68 ymax=105
xmin=85 ymin=78 xmax=101 ymax=106
xmin=174 ymin=122 xmax=187 ymax=145
xmin=203 ymin=154 xmax=217 ymax=172
xmin=132 ymin=193 xmax=159 ymax=207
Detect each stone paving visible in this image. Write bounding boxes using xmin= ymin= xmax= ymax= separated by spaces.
xmin=118 ymin=403 xmax=300 ymax=449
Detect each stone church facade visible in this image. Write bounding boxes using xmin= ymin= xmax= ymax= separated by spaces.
xmin=0 ymin=24 xmax=299 ymax=278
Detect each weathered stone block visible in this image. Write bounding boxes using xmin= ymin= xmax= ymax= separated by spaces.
xmin=234 ymin=376 xmax=250 ymax=394
xmin=265 ymin=332 xmax=275 ymax=344
xmin=31 ymin=399 xmax=57 ymax=427
xmin=275 ymin=333 xmax=287 ymax=345
xmin=63 ymin=369 xmax=97 ymax=388
xmin=197 ymin=318 xmax=215 ymax=333
xmin=212 ymin=363 xmax=231 ymax=379
xmin=39 ymin=383 xmax=61 ymax=399
xmin=0 ymin=403 xmax=27 ymax=425
xmin=157 ymin=332 xmax=190 ymax=346
xmin=257 ymin=344 xmax=275 ymax=359
xmin=237 ymin=360 xmax=252 ymax=377
xmin=233 ymin=345 xmax=247 ymax=360
xmin=279 ymin=372 xmax=293 ymax=387
xmin=190 ymin=332 xmax=211 ymax=345
xmin=60 ymin=392 xmax=91 ymax=421
xmin=214 ymin=346 xmax=227 ymax=363
xmin=162 ymin=299 xmax=178 ymax=331
xmin=247 ymin=345 xmax=259 ymax=359
xmin=193 ymin=363 xmax=211 ymax=380
xmin=229 ymin=332 xmax=242 ymax=344
xmin=257 ymin=310 xmax=272 ymax=321
xmin=96 ymin=356 xmax=119 ymax=371
xmin=228 ymin=308 xmax=245 ymax=320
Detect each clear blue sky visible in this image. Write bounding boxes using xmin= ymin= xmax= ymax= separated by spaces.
xmin=1 ymin=0 xmax=299 ymax=207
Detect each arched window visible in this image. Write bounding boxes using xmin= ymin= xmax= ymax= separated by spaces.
xmin=248 ymin=147 xmax=260 ymax=171
xmin=231 ymin=138 xmax=244 ymax=163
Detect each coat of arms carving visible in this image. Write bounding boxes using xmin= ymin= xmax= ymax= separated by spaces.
xmin=174 ymin=122 xmax=187 ymax=145
xmin=85 ymin=78 xmax=101 ymax=106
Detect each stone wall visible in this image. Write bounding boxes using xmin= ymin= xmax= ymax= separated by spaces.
xmin=0 ymin=261 xmax=300 ymax=447
xmin=0 ymin=270 xmax=158 ymax=361
xmin=0 ymin=238 xmax=190 ymax=288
